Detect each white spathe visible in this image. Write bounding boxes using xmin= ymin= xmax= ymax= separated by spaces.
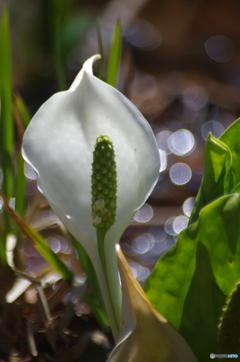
xmin=22 ymin=55 xmax=160 ymax=339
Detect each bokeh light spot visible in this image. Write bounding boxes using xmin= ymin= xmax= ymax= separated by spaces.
xmin=128 ymin=260 xmax=151 ymax=282
xmin=131 ymin=233 xmax=154 ymax=254
xmin=130 ymin=265 xmax=138 ymax=278
xmin=165 ymin=217 xmax=177 ymax=236
xmin=205 ymin=35 xmax=234 ymax=63
xmin=47 ymin=237 xmax=61 ymax=254
xmin=0 ymin=169 xmax=3 ymax=184
xmin=173 ymin=215 xmax=189 ymax=234
xmin=0 ymin=197 xmax=3 ymax=212
xmin=159 ymin=149 xmax=167 ymax=172
xmin=137 ymin=266 xmax=150 ymax=282
xmin=149 ymin=225 xmax=167 ymax=243
xmin=156 ymin=130 xmax=172 ymax=155
xmin=134 ymin=203 xmax=153 ymax=223
xmin=169 ymin=163 xmax=192 ymax=185
xmin=182 ymin=86 xmax=208 ymax=111
xmin=201 ymin=120 xmax=224 ymax=140
xmin=23 ymin=241 xmax=38 ymax=257
xmin=125 ymin=19 xmax=162 ymax=51
xmin=183 ymin=197 xmax=195 ymax=217
xmin=24 ymin=162 xmax=38 ymax=180
xmin=167 ymin=129 xmax=195 ymax=156
xmin=9 ymin=198 xmax=16 ymax=210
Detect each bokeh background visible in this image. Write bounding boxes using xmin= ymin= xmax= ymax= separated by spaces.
xmin=1 ymin=0 xmax=240 ymax=360
xmin=2 ymin=0 xmax=240 ymax=283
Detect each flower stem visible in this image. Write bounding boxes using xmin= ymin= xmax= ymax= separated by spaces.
xmin=97 ymin=228 xmax=120 ymax=340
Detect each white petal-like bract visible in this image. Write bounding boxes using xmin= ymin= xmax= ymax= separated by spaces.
xmin=22 ymin=55 xmax=160 ymax=339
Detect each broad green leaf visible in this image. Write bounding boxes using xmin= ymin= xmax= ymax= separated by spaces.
xmin=1 ymin=193 xmax=73 ymax=281
xmin=189 ymin=134 xmax=231 ymax=224
xmin=145 ymin=194 xmax=240 ymax=360
xmin=220 ymin=118 xmax=240 ymax=189
xmin=231 ymin=182 xmax=240 ymax=193
xmin=144 ymin=227 xmax=197 ymax=331
xmin=179 ymin=242 xmax=225 ymax=359
xmin=105 ymin=21 xmax=122 ymax=88
xmin=217 ymin=282 xmax=240 ymax=354
xmin=202 ymin=136 xmax=231 ymax=200
xmin=189 ymin=119 xmax=240 ymax=225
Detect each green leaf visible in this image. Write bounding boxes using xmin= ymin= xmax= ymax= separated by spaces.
xmin=144 ymin=226 xmax=197 ymax=331
xmin=220 ymin=118 xmax=240 ymax=189
xmin=145 ymin=194 xmax=240 ymax=360
xmin=189 ymin=119 xmax=240 ymax=225
xmin=179 ymin=242 xmax=225 ymax=358
xmin=0 ymin=9 xmax=14 ymax=198
xmin=202 ymin=135 xmax=231 ymax=199
xmin=0 ymin=8 xmax=14 ymax=264
xmin=218 ymin=282 xmax=240 ymax=354
xmin=96 ymin=20 xmax=104 ymax=80
xmin=105 ymin=21 xmax=122 ymax=88
xmin=189 ymin=134 xmax=232 ymax=225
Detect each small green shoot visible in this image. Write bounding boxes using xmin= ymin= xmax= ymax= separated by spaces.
xmin=105 ymin=21 xmax=122 ymax=88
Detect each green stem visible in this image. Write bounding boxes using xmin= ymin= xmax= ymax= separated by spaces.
xmin=97 ymin=228 xmax=120 ymax=340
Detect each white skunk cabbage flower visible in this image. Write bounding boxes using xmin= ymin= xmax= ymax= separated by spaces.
xmin=22 ymin=55 xmax=160 ymax=340
xmin=108 ymin=247 xmax=198 ymax=362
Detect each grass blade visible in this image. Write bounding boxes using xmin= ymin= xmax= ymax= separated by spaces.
xmin=96 ymin=20 xmax=104 ymax=80
xmin=0 ymin=9 xmax=14 ymax=201
xmin=0 ymin=9 xmax=14 ymax=265
xmin=14 ymin=94 xmax=31 ymax=127
xmin=105 ymin=21 xmax=122 ymax=88
xmin=13 ymin=95 xmax=31 ymax=217
xmin=1 ymin=193 xmax=73 ymax=281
